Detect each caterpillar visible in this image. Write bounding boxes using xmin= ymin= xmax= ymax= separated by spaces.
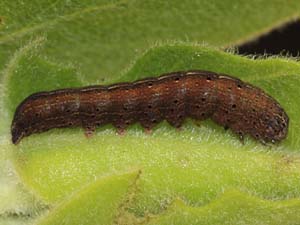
xmin=11 ymin=70 xmax=289 ymax=144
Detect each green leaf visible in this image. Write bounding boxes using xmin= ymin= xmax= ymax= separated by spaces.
xmin=9 ymin=46 xmax=300 ymax=221
xmin=1 ymin=0 xmax=300 ymax=82
xmin=0 ymin=138 xmax=45 ymax=225
xmin=2 ymin=1 xmax=300 ymax=224
xmin=145 ymin=190 xmax=300 ymax=225
xmin=37 ymin=171 xmax=140 ymax=225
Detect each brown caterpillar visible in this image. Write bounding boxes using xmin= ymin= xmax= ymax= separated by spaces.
xmin=11 ymin=70 xmax=289 ymax=144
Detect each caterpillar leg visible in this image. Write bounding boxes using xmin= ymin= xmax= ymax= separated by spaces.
xmin=238 ymin=132 xmax=245 ymax=144
xmin=144 ymin=127 xmax=153 ymax=135
xmin=231 ymin=125 xmax=245 ymax=144
xmin=164 ymin=105 xmax=185 ymax=129
xmin=140 ymin=120 xmax=157 ymax=135
xmin=84 ymin=125 xmax=96 ymax=138
xmin=194 ymin=120 xmax=202 ymax=128
xmin=176 ymin=126 xmax=183 ymax=132
xmin=166 ymin=116 xmax=184 ymax=129
xmin=117 ymin=127 xmax=126 ymax=135
xmin=113 ymin=120 xmax=131 ymax=135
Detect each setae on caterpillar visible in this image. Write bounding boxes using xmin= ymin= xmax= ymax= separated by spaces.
xmin=11 ymin=70 xmax=289 ymax=145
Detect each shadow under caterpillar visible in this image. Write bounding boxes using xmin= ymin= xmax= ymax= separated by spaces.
xmin=11 ymin=70 xmax=289 ymax=145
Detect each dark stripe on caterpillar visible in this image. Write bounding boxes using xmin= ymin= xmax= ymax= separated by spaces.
xmin=11 ymin=70 xmax=289 ymax=145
